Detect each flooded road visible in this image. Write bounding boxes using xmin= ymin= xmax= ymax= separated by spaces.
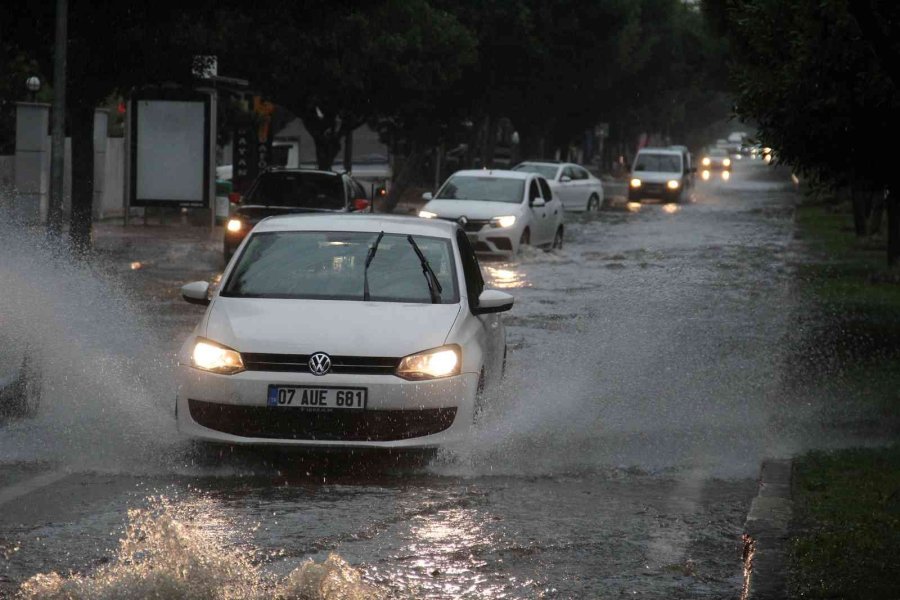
xmin=2 ymin=160 xmax=799 ymax=598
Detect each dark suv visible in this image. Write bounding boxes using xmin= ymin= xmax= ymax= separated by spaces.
xmin=224 ymin=169 xmax=371 ymax=260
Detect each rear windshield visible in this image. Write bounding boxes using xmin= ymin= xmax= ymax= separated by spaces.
xmin=245 ymin=172 xmax=345 ymax=209
xmin=633 ymin=153 xmax=682 ymax=173
xmin=436 ymin=176 xmax=524 ymax=204
xmin=222 ymin=231 xmax=459 ymax=304
xmin=512 ymin=163 xmax=559 ymax=179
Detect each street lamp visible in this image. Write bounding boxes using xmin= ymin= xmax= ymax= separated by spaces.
xmin=25 ymin=76 xmax=41 ymax=102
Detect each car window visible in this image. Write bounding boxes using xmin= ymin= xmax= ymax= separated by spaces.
xmin=511 ymin=163 xmax=558 ymax=179
xmin=245 ymin=172 xmax=346 ymax=209
xmin=529 ymin=179 xmax=542 ymax=202
xmin=456 ymin=230 xmax=484 ymax=307
xmin=436 ymin=175 xmax=525 ymax=204
xmin=222 ymin=231 xmax=459 ymax=304
xmin=560 ymin=166 xmax=574 ymax=180
xmin=353 ymin=180 xmax=367 ymax=199
xmin=537 ymin=177 xmax=553 ymax=200
xmin=574 ymin=167 xmax=589 ymax=180
xmin=633 ymin=153 xmax=682 ymax=173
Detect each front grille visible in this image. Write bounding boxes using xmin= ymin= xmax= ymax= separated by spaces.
xmin=188 ymin=399 xmax=457 ymax=441
xmin=439 ymin=217 xmax=490 ymax=232
xmin=242 ymin=353 xmax=399 ymax=375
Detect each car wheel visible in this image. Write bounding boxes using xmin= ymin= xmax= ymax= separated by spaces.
xmin=551 ymin=226 xmax=564 ymax=250
xmin=588 ymin=194 xmax=600 ymax=212
xmin=519 ymin=228 xmax=531 ymax=247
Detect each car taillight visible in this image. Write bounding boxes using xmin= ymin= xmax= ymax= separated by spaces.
xmin=354 ymin=198 xmax=370 ymax=211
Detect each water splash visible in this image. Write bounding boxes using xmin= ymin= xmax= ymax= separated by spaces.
xmin=0 ymin=216 xmax=183 ymax=471
xmin=18 ymin=498 xmax=385 ymax=599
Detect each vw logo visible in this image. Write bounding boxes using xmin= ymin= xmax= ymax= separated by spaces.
xmin=308 ymin=352 xmax=332 ymax=376
xmin=457 ymin=216 xmax=468 ymax=226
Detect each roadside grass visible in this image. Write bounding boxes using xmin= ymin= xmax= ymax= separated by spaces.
xmin=790 ymin=446 xmax=900 ymax=599
xmin=789 ymin=200 xmax=900 ymax=599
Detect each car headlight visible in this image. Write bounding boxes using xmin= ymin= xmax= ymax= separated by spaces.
xmin=723 ymin=158 xmax=732 ymax=167
xmin=630 ymin=178 xmax=642 ymax=188
xmin=666 ymin=180 xmax=680 ymax=189
xmin=191 ymin=338 xmax=245 ymax=374
xmin=702 ymin=157 xmax=711 ymax=166
xmin=491 ymin=215 xmax=517 ymax=228
xmin=226 ymin=218 xmax=243 ymax=233
xmin=419 ymin=210 xmax=437 ymax=219
xmin=396 ymin=345 xmax=461 ymax=380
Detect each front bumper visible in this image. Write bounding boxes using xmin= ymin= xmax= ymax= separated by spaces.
xmin=628 ymin=184 xmax=682 ymax=201
xmin=176 ymin=365 xmax=478 ymax=448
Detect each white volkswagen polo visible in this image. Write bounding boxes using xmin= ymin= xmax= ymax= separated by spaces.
xmin=176 ymin=214 xmax=513 ymax=449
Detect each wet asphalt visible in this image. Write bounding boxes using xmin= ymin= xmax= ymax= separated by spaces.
xmin=1 ymin=160 xmax=805 ymax=598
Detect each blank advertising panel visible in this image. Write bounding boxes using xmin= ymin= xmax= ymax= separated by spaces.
xmin=132 ymin=98 xmax=210 ymax=207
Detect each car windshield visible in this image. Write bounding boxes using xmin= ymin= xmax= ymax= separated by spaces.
xmin=221 ymin=231 xmax=459 ymax=304
xmin=709 ymin=148 xmax=728 ymax=157
xmin=511 ymin=163 xmax=559 ymax=179
xmin=633 ymin=153 xmax=682 ymax=173
xmin=245 ymin=173 xmax=345 ymax=209
xmin=435 ymin=176 xmax=525 ymax=203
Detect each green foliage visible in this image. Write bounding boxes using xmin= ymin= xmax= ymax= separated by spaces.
xmin=710 ymin=0 xmax=900 ymax=189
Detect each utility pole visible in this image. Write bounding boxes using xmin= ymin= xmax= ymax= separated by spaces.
xmin=48 ymin=0 xmax=67 ymax=238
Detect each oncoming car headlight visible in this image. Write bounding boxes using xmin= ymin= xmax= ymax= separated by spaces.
xmin=630 ymin=178 xmax=642 ymax=188
xmin=191 ymin=338 xmax=245 ymax=374
xmin=226 ymin=218 xmax=243 ymax=233
xmin=702 ymin=157 xmax=711 ymax=166
xmin=396 ymin=345 xmax=461 ymax=380
xmin=419 ymin=210 xmax=438 ymax=219
xmin=723 ymin=158 xmax=732 ymax=167
xmin=666 ymin=180 xmax=680 ymax=189
xmin=491 ymin=215 xmax=517 ymax=228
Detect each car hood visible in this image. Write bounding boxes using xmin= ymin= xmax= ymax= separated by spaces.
xmin=205 ymin=297 xmax=461 ymax=357
xmin=422 ymin=199 xmax=524 ymax=220
xmin=632 ymin=171 xmax=682 ymax=183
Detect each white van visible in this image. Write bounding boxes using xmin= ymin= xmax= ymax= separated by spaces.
xmin=628 ymin=147 xmax=694 ymax=203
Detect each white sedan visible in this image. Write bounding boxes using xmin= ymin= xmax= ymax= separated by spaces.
xmin=418 ymin=169 xmax=564 ymax=256
xmin=176 ymin=214 xmax=513 ymax=449
xmin=512 ymin=161 xmax=604 ymax=212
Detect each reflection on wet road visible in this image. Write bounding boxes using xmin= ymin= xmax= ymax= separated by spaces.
xmin=2 ymin=160 xmax=799 ymax=598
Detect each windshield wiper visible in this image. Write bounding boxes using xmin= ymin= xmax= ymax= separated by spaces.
xmin=407 ymin=235 xmax=443 ymax=304
xmin=363 ymin=231 xmax=385 ymax=301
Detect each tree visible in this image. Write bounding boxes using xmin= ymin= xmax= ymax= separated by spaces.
xmin=705 ymin=0 xmax=900 ymax=264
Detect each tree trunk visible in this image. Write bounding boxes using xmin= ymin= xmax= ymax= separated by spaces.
xmin=69 ymin=103 xmax=94 ymax=255
xmin=851 ymin=184 xmax=870 ymax=237
xmin=382 ymin=140 xmax=425 ymax=214
xmin=888 ymin=185 xmax=900 ymax=267
xmin=483 ymin=115 xmax=498 ymax=169
xmin=868 ymin=188 xmax=886 ymax=235
xmin=313 ymin=133 xmax=341 ymax=171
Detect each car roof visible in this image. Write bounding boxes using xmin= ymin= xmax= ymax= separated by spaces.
xmin=516 ymin=161 xmax=563 ymax=167
xmin=261 ymin=168 xmax=342 ymax=176
xmin=252 ymin=213 xmax=458 ymax=238
xmin=636 ymin=147 xmax=681 ymax=156
xmin=449 ymin=169 xmax=535 ymax=180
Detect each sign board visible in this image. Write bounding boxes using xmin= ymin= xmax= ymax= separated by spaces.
xmin=129 ymin=90 xmax=211 ymax=208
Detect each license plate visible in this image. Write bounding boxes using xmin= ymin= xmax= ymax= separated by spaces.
xmin=266 ymin=385 xmax=367 ymax=410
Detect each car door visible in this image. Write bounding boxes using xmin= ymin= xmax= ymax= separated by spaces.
xmin=537 ymin=176 xmax=562 ymax=239
xmin=571 ymin=166 xmax=593 ymax=210
xmin=557 ymin=165 xmax=577 ymax=210
xmin=457 ymin=231 xmax=501 ymax=380
xmin=527 ymin=178 xmax=551 ymax=244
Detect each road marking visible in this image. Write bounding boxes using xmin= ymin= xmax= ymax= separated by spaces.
xmin=0 ymin=470 xmax=70 ymax=507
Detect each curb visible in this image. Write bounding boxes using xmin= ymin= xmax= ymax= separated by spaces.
xmin=742 ymin=458 xmax=793 ymax=599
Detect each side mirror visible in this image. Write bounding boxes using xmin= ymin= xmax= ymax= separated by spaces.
xmin=181 ymin=281 xmax=211 ymax=306
xmin=353 ymin=198 xmax=370 ymax=211
xmin=530 ymin=196 xmax=546 ymax=208
xmin=422 ymin=192 xmax=433 ymax=201
xmin=559 ymin=175 xmax=572 ymax=183
xmin=473 ymin=289 xmax=514 ymax=314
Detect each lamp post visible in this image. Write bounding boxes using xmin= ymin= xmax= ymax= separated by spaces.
xmin=25 ymin=76 xmax=41 ymax=102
